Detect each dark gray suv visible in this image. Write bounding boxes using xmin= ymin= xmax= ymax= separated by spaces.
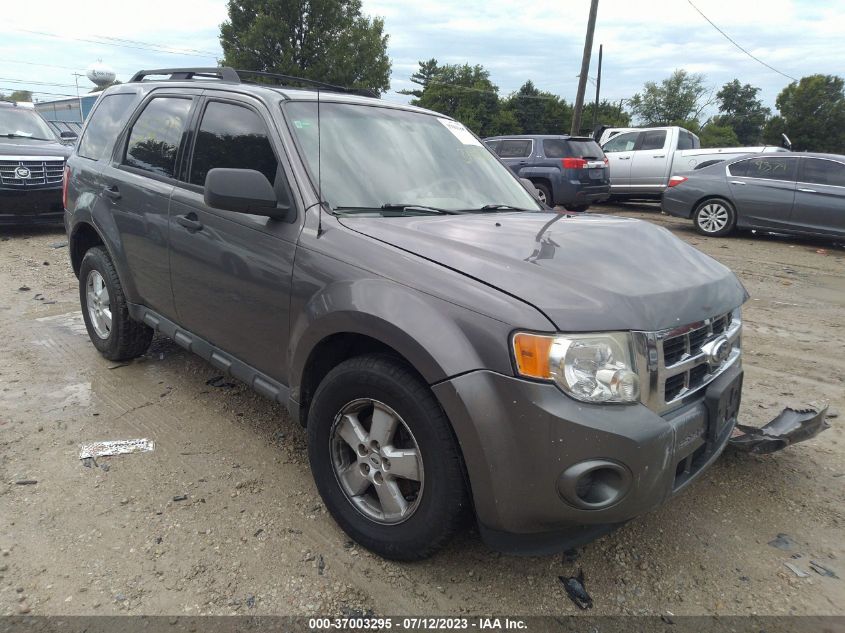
xmin=65 ymin=67 xmax=747 ymax=560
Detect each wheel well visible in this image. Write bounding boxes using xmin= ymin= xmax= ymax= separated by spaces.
xmin=70 ymin=223 xmax=104 ymax=277
xmin=693 ymin=195 xmax=734 ymax=214
xmin=297 ymin=333 xmax=422 ymax=427
xmin=529 ymin=177 xmax=552 ymax=192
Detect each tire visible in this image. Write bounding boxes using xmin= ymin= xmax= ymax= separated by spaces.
xmin=693 ymin=198 xmax=736 ymax=237
xmin=564 ymin=204 xmax=590 ymax=212
xmin=307 ymin=354 xmax=468 ymax=560
xmin=79 ymin=246 xmax=153 ymax=361
xmin=532 ymin=181 xmax=552 ymax=206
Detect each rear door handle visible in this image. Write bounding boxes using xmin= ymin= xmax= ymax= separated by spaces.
xmin=729 ymin=180 xmax=746 ymax=185
xmin=653 ymin=154 xmax=665 ymax=158
xmin=103 ymin=185 xmax=121 ymax=200
xmin=176 ymin=213 xmax=203 ymax=232
xmin=618 ymin=156 xmax=631 ymax=160
xmin=797 ymin=187 xmax=816 ymax=193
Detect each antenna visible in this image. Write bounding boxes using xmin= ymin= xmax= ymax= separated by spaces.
xmin=316 ymin=87 xmax=324 ymax=236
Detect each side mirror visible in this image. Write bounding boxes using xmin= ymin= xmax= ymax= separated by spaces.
xmin=60 ymin=131 xmax=77 ymax=140
xmin=520 ymin=177 xmax=542 ymax=202
xmin=204 ymin=168 xmax=288 ymax=218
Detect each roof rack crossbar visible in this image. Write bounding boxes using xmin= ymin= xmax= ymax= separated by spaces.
xmin=128 ymin=66 xmax=377 ymax=98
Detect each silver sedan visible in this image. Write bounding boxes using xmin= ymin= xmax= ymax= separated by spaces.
xmin=662 ymin=152 xmax=845 ymax=238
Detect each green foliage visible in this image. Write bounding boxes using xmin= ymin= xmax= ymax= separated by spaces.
xmin=220 ymin=0 xmax=391 ymax=95
xmin=0 ymin=90 xmax=33 ymax=102
xmin=581 ymin=99 xmax=632 ymax=132
xmin=698 ymin=123 xmax=739 ymax=148
xmin=712 ymin=80 xmax=769 ymax=145
xmin=629 ymin=69 xmax=711 ymax=126
xmin=398 ymin=58 xmax=439 ymax=98
xmin=767 ymin=74 xmax=845 ymax=152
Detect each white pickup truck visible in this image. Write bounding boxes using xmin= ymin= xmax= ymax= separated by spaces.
xmin=597 ymin=126 xmax=787 ymax=199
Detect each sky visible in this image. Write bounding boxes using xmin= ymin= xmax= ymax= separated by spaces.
xmin=2 ymin=0 xmax=844 ymax=119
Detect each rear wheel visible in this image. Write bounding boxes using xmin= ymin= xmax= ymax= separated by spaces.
xmin=693 ymin=198 xmax=736 ymax=236
xmin=79 ymin=246 xmax=153 ymax=361
xmin=307 ymin=354 xmax=468 ymax=560
xmin=532 ymin=181 xmax=552 ymax=206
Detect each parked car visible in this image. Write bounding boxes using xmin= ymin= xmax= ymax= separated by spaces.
xmin=1 ymin=100 xmax=72 ymax=225
xmin=65 ymin=67 xmax=747 ymax=560
xmin=662 ymin=152 xmax=845 ymax=238
xmin=483 ymin=134 xmax=610 ymax=210
xmin=598 ymin=125 xmax=787 ymax=200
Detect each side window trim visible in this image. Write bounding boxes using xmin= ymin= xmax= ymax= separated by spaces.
xmin=113 ymin=90 xmax=201 ymax=186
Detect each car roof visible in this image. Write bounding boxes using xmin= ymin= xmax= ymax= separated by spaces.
xmin=730 ymin=152 xmax=845 ymax=161
xmin=483 ymin=134 xmax=594 ymax=141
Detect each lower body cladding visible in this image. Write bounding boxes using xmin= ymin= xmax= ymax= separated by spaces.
xmin=553 ymin=180 xmax=610 ymax=207
xmin=433 ymin=362 xmax=742 ymax=555
xmin=0 ymin=187 xmax=64 ymax=225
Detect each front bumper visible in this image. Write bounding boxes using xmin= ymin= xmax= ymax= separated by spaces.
xmin=433 ymin=361 xmax=742 ymax=555
xmin=0 ymin=187 xmax=64 ymax=225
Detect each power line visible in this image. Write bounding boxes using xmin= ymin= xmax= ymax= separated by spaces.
xmin=0 ymin=77 xmax=90 ymax=89
xmin=0 ymin=86 xmax=79 ymax=98
xmin=686 ymin=0 xmax=797 ymax=82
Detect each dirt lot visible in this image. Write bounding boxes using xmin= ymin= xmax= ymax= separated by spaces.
xmin=1 ymin=204 xmax=843 ymax=617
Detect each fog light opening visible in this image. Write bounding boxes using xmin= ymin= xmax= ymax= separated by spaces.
xmin=575 ymin=467 xmax=623 ymax=506
xmin=558 ymin=460 xmax=632 ymax=510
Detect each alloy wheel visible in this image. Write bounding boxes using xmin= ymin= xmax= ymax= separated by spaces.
xmin=85 ymin=270 xmax=112 ymax=339
xmin=697 ymin=202 xmax=729 ymax=233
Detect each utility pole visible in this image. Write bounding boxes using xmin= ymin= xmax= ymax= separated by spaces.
xmin=72 ymin=73 xmax=85 ymax=123
xmin=570 ymin=0 xmax=599 ymax=136
xmin=591 ymin=44 xmax=603 ymax=132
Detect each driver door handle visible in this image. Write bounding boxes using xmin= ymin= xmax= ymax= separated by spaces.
xmin=653 ymin=154 xmax=665 ymax=158
xmin=797 ymin=187 xmax=817 ymax=193
xmin=103 ymin=185 xmax=121 ymax=200
xmin=618 ymin=156 xmax=631 ymax=160
xmin=729 ymin=181 xmax=746 ymax=185
xmin=176 ymin=213 xmax=203 ymax=232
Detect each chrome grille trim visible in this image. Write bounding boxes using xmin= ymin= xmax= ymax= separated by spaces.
xmin=633 ymin=309 xmax=742 ymax=414
xmin=0 ymin=157 xmax=66 ymax=187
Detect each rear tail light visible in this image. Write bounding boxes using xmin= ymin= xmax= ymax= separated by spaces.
xmin=62 ymin=165 xmax=69 ymax=209
xmin=562 ymin=158 xmax=587 ymax=169
xmin=603 ymin=156 xmax=609 ymax=166
xmin=668 ymin=175 xmax=688 ymax=188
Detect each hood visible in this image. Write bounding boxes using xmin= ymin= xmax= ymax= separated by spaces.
xmin=1 ymin=137 xmax=71 ymax=158
xmin=338 ymin=212 xmax=748 ymax=332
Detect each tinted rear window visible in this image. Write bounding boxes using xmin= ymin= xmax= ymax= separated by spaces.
xmin=729 ymin=157 xmax=797 ymax=181
xmin=543 ymin=139 xmax=603 ymax=159
xmin=498 ymin=139 xmax=532 ymax=158
xmin=77 ymin=93 xmax=139 ymax=161
xmin=801 ymin=158 xmax=845 ymax=187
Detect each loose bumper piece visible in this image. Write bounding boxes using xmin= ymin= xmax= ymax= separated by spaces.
xmin=728 ymin=406 xmax=831 ymax=454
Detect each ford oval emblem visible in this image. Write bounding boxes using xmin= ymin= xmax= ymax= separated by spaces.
xmin=15 ymin=166 xmax=31 ymax=179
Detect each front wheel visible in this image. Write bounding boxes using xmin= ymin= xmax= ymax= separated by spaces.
xmin=693 ymin=198 xmax=736 ymax=236
xmin=307 ymin=355 xmax=468 ymax=560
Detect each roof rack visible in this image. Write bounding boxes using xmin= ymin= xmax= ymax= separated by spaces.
xmin=128 ymin=66 xmax=377 ymax=98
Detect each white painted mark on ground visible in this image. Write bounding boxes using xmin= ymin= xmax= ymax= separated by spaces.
xmin=79 ymin=438 xmax=155 ymax=460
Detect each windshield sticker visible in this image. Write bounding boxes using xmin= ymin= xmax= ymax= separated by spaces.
xmin=438 ymin=118 xmax=481 ymax=146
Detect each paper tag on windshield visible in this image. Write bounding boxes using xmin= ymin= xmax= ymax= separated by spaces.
xmin=438 ymin=118 xmax=482 ymax=146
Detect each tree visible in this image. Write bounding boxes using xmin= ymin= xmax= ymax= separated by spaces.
xmin=0 ymin=90 xmax=32 ymax=102
xmin=398 ymin=58 xmax=439 ymax=98
xmin=220 ymin=0 xmax=391 ymax=95
xmin=500 ymin=81 xmax=572 ymax=135
xmin=629 ymin=69 xmax=711 ymax=127
xmin=712 ymin=80 xmax=769 ymax=145
xmin=581 ymin=99 xmax=632 ymax=132
xmin=764 ymin=74 xmax=845 ymax=152
xmin=698 ymin=122 xmax=739 ymax=148
xmin=410 ymin=63 xmax=500 ymax=137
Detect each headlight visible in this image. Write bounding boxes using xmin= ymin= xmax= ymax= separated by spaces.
xmin=512 ymin=332 xmax=639 ymax=403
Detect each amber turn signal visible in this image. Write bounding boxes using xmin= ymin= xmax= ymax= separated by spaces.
xmin=512 ymin=332 xmax=554 ymax=379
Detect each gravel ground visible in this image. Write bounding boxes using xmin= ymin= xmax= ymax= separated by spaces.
xmin=0 ymin=204 xmax=843 ymax=617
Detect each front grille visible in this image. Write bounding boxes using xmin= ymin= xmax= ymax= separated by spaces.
xmin=0 ymin=158 xmax=65 ymax=187
xmin=635 ymin=310 xmax=741 ymax=414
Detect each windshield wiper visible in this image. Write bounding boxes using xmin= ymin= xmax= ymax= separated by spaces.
xmin=474 ymin=204 xmax=535 ymax=212
xmin=2 ymin=133 xmax=53 ymax=140
xmin=333 ymin=204 xmax=457 ymax=216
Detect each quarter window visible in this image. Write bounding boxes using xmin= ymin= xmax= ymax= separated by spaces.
xmin=801 ymin=158 xmax=845 ymax=187
xmin=602 ymin=131 xmax=639 ymax=153
xmin=498 ymin=139 xmax=532 ymax=158
xmin=78 ymin=94 xmax=139 ymax=161
xmin=677 ymin=131 xmax=695 ymax=150
xmin=124 ymin=97 xmax=192 ymax=178
xmin=189 ymin=101 xmax=278 ymax=187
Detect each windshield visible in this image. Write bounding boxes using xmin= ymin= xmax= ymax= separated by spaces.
xmin=284 ymin=101 xmax=541 ymax=213
xmin=0 ymin=107 xmax=56 ymax=140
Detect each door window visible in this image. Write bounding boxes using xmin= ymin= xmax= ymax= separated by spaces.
xmin=602 ymin=131 xmax=639 ymax=153
xmin=189 ymin=101 xmax=279 ymax=186
xmin=638 ymin=130 xmax=667 ymax=151
xmin=800 ymin=158 xmax=845 ymax=187
xmin=485 ymin=140 xmax=502 ymax=155
xmin=735 ymin=157 xmax=798 ymax=181
xmin=124 ymin=97 xmax=192 ymax=178
xmin=498 ymin=139 xmax=532 ymax=158
xmin=677 ymin=131 xmax=695 ymax=150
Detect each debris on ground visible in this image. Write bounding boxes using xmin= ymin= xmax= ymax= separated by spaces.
xmin=173 ymin=495 xmax=188 ymax=502
xmin=14 ymin=479 xmax=37 ymax=486
xmin=768 ymin=534 xmax=797 ymax=551
xmin=49 ymin=241 xmax=68 ymax=249
xmin=729 ymin=405 xmax=830 ymax=454
xmin=558 ymin=569 xmax=593 ymax=609
xmin=206 ymin=375 xmax=237 ymax=389
xmin=78 ymin=438 xmax=155 ymax=460
xmin=784 ymin=562 xmax=810 ymax=578
xmin=809 ymin=561 xmax=839 ymax=579
xmin=18 ymin=286 xmax=30 ymax=292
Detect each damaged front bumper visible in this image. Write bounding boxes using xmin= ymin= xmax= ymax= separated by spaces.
xmin=728 ymin=405 xmax=831 ymax=454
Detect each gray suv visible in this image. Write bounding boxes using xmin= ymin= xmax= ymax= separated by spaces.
xmin=65 ymin=67 xmax=747 ymax=560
